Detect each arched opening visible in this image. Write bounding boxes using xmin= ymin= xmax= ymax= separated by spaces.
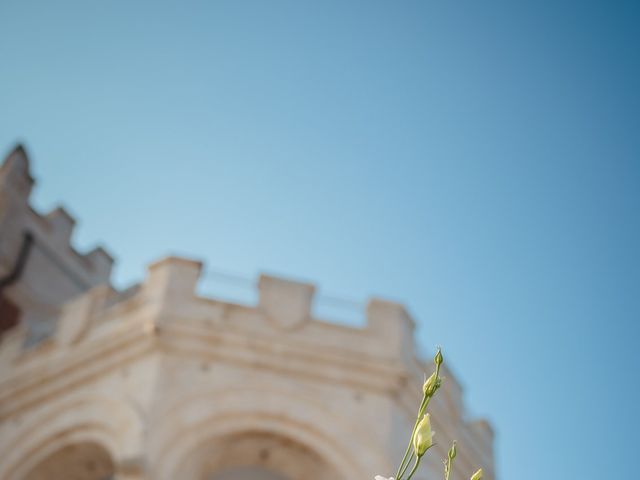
xmin=23 ymin=441 xmax=115 ymax=480
xmin=177 ymin=431 xmax=346 ymax=480
xmin=211 ymin=466 xmax=289 ymax=480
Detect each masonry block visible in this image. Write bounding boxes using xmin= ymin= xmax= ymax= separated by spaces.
xmin=143 ymin=256 xmax=203 ymax=310
xmin=258 ymin=274 xmax=315 ymax=329
xmin=366 ymin=298 xmax=416 ymax=360
xmin=85 ymin=246 xmax=114 ymax=282
xmin=45 ymin=206 xmax=76 ymax=246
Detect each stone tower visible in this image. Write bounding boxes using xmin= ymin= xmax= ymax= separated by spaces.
xmin=0 ymin=145 xmax=495 ymax=480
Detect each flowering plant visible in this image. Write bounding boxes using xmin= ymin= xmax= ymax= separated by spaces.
xmin=375 ymin=348 xmax=483 ymax=480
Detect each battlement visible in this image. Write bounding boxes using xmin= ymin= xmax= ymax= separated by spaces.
xmin=137 ymin=256 xmax=418 ymax=357
xmin=0 ymin=254 xmax=419 ymax=364
xmin=0 ymin=144 xmax=114 ymax=292
xmin=32 ymin=255 xmax=417 ymax=362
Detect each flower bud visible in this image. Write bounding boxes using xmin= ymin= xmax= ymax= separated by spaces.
xmin=412 ymin=413 xmax=434 ymax=457
xmin=448 ymin=441 xmax=457 ymax=460
xmin=423 ymin=372 xmax=437 ymax=396
xmin=470 ymin=469 xmax=483 ymax=480
xmin=434 ymin=348 xmax=443 ymax=367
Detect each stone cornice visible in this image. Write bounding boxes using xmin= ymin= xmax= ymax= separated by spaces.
xmin=0 ymin=312 xmax=409 ymax=422
xmin=157 ymin=316 xmax=408 ymax=392
xmin=0 ymin=320 xmax=154 ymax=421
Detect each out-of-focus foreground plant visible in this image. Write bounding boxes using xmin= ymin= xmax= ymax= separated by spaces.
xmin=375 ymin=348 xmax=484 ymax=480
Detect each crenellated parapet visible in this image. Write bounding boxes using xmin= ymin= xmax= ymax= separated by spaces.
xmin=0 ymin=255 xmax=449 ymax=394
xmin=0 ymin=144 xmax=113 ymax=284
xmin=0 ymin=144 xmax=114 ymax=339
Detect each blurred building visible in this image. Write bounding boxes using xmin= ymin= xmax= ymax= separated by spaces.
xmin=0 ymin=145 xmax=495 ymax=480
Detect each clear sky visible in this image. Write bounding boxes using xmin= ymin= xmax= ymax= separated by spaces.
xmin=1 ymin=1 xmax=639 ymax=479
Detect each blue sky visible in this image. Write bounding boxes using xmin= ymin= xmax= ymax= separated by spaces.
xmin=1 ymin=1 xmax=639 ymax=479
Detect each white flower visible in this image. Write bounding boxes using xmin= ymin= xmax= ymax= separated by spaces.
xmin=374 ymin=476 xmax=394 ymax=480
xmin=413 ymin=413 xmax=435 ymax=457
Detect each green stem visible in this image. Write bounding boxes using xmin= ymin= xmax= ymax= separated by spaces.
xmin=405 ymin=456 xmax=422 ymax=480
xmin=395 ymin=395 xmax=427 ymax=479
xmin=397 ymin=451 xmax=415 ymax=480
xmin=396 ymin=364 xmax=440 ymax=480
